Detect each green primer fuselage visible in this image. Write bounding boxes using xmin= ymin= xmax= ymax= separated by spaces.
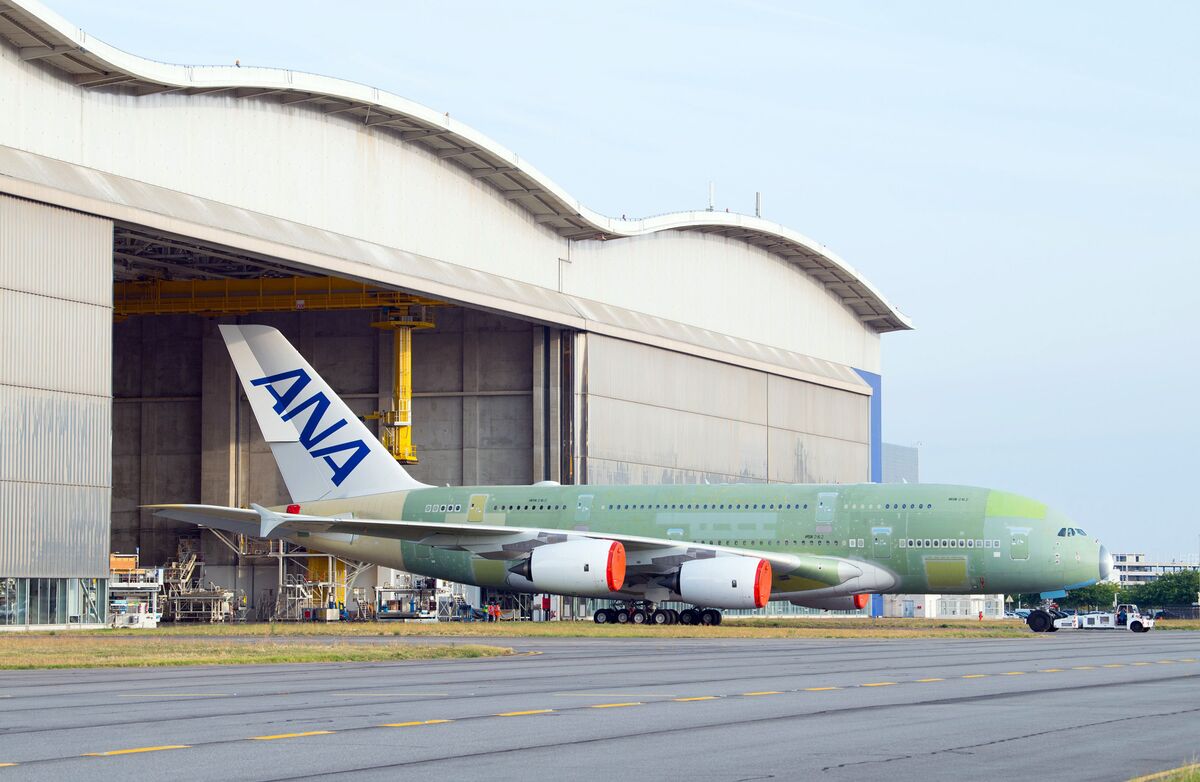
xmin=291 ymin=482 xmax=1103 ymax=601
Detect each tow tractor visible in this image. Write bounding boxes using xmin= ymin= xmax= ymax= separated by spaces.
xmin=1026 ymin=603 xmax=1154 ymax=633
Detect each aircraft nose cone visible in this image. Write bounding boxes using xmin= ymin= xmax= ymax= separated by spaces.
xmin=1099 ymin=545 xmax=1113 ymax=581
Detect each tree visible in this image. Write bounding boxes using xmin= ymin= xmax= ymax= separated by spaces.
xmin=1060 ymin=582 xmax=1120 ymax=610
xmin=1123 ymin=570 xmax=1200 ymax=607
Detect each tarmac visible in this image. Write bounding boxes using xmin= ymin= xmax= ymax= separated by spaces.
xmin=1 ymin=631 xmax=1198 ymax=781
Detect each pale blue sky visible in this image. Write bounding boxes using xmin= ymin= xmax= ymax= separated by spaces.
xmin=43 ymin=1 xmax=1200 ymax=559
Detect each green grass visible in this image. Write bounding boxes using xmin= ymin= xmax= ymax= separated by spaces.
xmin=1148 ymin=619 xmax=1200 ymax=631
xmin=70 ymin=616 xmax=1040 ymax=640
xmin=0 ymin=635 xmax=511 ymax=669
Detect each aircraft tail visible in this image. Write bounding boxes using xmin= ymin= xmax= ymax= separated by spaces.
xmin=220 ymin=324 xmax=426 ymax=502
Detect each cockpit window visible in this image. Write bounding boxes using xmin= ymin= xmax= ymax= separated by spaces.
xmin=1057 ymin=528 xmax=1067 ymax=537
xmin=1074 ymin=528 xmax=1086 ymax=536
xmin=1067 ymin=529 xmax=1075 ymax=536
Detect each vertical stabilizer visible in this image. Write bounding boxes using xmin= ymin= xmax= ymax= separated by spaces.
xmin=220 ymin=324 xmax=426 ymax=502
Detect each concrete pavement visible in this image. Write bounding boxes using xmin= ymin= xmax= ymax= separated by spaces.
xmin=1 ymin=632 xmax=1197 ymax=781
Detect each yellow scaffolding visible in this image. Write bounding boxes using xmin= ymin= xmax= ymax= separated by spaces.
xmin=113 ymin=276 xmax=440 ymax=464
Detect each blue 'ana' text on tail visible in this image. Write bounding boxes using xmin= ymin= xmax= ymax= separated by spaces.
xmin=251 ymin=369 xmax=370 ymax=486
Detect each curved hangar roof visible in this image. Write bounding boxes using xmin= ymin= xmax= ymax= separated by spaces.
xmin=0 ymin=0 xmax=910 ymax=333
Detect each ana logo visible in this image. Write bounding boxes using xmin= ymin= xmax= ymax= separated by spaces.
xmin=251 ymin=368 xmax=369 ymax=486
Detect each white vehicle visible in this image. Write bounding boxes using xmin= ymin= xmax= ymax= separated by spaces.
xmin=1052 ymin=604 xmax=1154 ymax=633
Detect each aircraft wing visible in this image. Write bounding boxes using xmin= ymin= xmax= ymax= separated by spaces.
xmin=147 ymin=503 xmax=854 ymax=586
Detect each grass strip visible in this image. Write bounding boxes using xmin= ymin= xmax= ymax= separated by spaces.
xmin=24 ymin=617 xmax=1199 ymax=642
xmin=0 ymin=636 xmax=511 ymax=669
xmin=53 ymin=616 xmax=1046 ymax=639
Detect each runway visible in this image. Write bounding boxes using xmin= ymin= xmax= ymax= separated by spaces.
xmin=1 ymin=632 xmax=1197 ymax=781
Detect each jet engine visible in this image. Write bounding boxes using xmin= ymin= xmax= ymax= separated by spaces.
xmin=509 ymin=539 xmax=626 ymax=597
xmin=788 ymin=593 xmax=870 ymax=611
xmin=676 ymin=557 xmax=772 ymax=609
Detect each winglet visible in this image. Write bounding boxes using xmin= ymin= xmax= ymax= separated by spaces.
xmin=251 ymin=502 xmax=288 ymax=538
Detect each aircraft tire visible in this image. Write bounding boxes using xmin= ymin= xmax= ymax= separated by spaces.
xmin=615 ymin=610 xmax=630 ymax=624
xmin=700 ymin=608 xmax=720 ymax=626
xmin=631 ymin=609 xmax=649 ymax=624
xmin=651 ymin=609 xmax=671 ymax=625
xmin=594 ymin=609 xmax=610 ymax=624
xmin=666 ymin=609 xmax=679 ymax=625
xmin=678 ymin=609 xmax=698 ymax=625
xmin=1026 ymin=610 xmax=1052 ymax=633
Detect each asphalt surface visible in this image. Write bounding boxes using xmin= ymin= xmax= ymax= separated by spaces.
xmin=1 ymin=632 xmax=1198 ymax=781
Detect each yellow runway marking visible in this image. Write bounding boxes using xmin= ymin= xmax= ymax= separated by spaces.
xmin=962 ymin=674 xmax=988 ymax=679
xmin=673 ymin=696 xmax=719 ymax=702
xmin=742 ymin=691 xmax=782 ymax=696
xmin=1127 ymin=762 xmax=1200 ymax=782
xmin=1180 ymin=659 xmax=1197 ymax=663
xmin=862 ymin=682 xmax=895 ymax=687
xmin=84 ymin=746 xmax=189 ymax=756
xmin=1039 ymin=668 xmax=1064 ymax=673
xmin=805 ymin=687 xmax=841 ymax=691
xmin=379 ymin=720 xmax=451 ymax=727
xmin=250 ymin=731 xmax=334 ymax=741
xmin=1131 ymin=662 xmax=1151 ymax=666
xmin=1102 ymin=664 xmax=1124 ymax=668
xmin=590 ymin=702 xmax=641 ymax=709
xmin=117 ymin=693 xmax=228 ymax=698
xmin=1072 ymin=666 xmax=1096 ymax=670
xmin=0 ymin=763 xmax=17 ymax=767
xmin=916 ymin=678 xmax=944 ymax=683
xmin=1156 ymin=660 xmax=1175 ymax=664
xmin=496 ymin=710 xmax=553 ymax=717
xmin=1001 ymin=672 xmax=1026 ymax=676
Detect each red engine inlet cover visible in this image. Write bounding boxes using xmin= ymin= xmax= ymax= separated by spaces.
xmin=754 ymin=559 xmax=772 ymax=608
xmin=606 ymin=542 xmax=627 ymax=592
xmin=853 ymin=593 xmax=869 ymax=610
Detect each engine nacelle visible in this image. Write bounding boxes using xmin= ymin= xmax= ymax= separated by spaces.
xmin=678 ymin=557 xmax=772 ymax=609
xmin=510 ymin=539 xmax=626 ymax=597
xmin=788 ymin=593 xmax=870 ymax=611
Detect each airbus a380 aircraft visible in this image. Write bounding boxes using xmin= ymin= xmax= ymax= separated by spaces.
xmin=153 ymin=325 xmax=1113 ymax=628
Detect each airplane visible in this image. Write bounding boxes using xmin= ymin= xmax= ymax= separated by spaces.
xmin=151 ymin=325 xmax=1114 ymax=628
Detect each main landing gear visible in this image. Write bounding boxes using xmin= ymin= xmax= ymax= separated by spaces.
xmin=593 ymin=602 xmax=723 ymax=626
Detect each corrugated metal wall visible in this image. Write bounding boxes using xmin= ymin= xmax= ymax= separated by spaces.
xmin=582 ymin=335 xmax=869 ymax=486
xmin=0 ymin=194 xmax=112 ymax=578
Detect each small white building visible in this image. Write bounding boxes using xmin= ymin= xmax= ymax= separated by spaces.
xmin=883 ymin=593 xmax=1005 ymax=620
xmin=1106 ymin=553 xmax=1199 ymax=586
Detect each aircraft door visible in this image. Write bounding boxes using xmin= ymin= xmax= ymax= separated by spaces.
xmin=816 ymin=492 xmax=837 ymax=533
xmin=575 ymin=494 xmax=593 ymax=524
xmin=1009 ymin=527 xmax=1030 ymax=561
xmin=871 ymin=526 xmax=892 ymax=559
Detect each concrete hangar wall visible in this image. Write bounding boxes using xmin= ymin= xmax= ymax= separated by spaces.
xmin=0 ymin=1 xmax=911 ymax=625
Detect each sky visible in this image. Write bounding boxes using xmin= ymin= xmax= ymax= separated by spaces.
xmin=41 ymin=1 xmax=1200 ymax=560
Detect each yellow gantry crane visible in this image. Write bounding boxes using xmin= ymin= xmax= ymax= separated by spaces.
xmin=113 ymin=275 xmax=441 ymax=464
xmin=365 ymin=308 xmax=435 ymax=463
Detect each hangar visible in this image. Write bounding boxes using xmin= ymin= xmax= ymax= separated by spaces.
xmin=0 ymin=1 xmax=910 ymax=626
